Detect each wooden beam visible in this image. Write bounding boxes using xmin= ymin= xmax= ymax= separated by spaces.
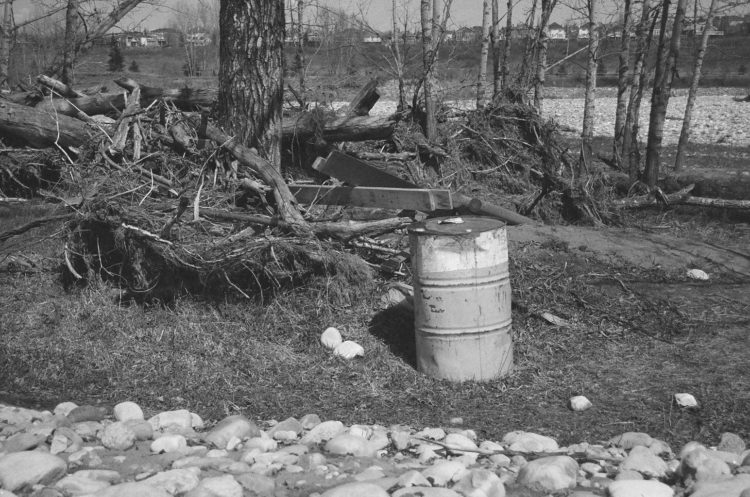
xmin=290 ymin=185 xmax=453 ymax=211
xmin=313 ymin=150 xmax=417 ymax=188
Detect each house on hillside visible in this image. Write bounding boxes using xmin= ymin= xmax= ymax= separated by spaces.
xmin=152 ymin=28 xmax=181 ymax=47
xmin=455 ymin=26 xmax=482 ymax=43
xmin=548 ymin=23 xmax=566 ymax=40
xmin=577 ymin=25 xmax=590 ymax=39
xmin=363 ymin=34 xmax=383 ymax=43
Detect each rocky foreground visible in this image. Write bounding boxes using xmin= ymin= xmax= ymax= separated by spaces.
xmin=1 ymin=401 xmax=749 ymax=497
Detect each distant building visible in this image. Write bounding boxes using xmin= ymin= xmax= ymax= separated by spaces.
xmin=548 ymin=23 xmax=566 ymax=40
xmin=715 ymin=15 xmax=749 ymax=36
xmin=363 ymin=34 xmax=382 ymax=43
xmin=682 ymin=18 xmax=724 ymax=37
xmin=455 ymin=26 xmax=482 ymax=42
xmin=151 ymin=28 xmax=181 ymax=47
xmin=577 ymin=25 xmax=590 ymax=39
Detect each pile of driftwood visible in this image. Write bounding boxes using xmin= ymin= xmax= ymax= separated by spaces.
xmin=1 ymin=75 xmax=536 ymax=300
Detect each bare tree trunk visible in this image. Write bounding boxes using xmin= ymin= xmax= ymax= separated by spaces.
xmin=0 ymin=0 xmax=12 ymax=90
xmin=491 ymin=0 xmax=501 ymax=98
xmin=61 ymin=0 xmax=79 ymax=86
xmin=580 ymin=0 xmax=599 ymax=175
xmin=533 ymin=0 xmax=556 ymax=112
xmin=517 ymin=0 xmax=538 ymax=89
xmin=420 ymin=0 xmax=436 ymax=140
xmin=477 ymin=0 xmax=491 ymax=109
xmin=218 ymin=0 xmax=285 ymax=170
xmin=295 ymin=0 xmax=306 ymax=103
xmin=392 ymin=0 xmax=406 ymax=111
xmin=623 ymin=0 xmax=656 ymax=182
xmin=612 ymin=0 xmax=632 ymax=167
xmin=500 ymin=0 xmax=512 ymax=92
xmin=643 ymin=0 xmax=687 ymax=187
xmin=675 ymin=0 xmax=717 ymax=171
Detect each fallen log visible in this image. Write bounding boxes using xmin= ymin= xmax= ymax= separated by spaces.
xmin=37 ymin=75 xmax=85 ymax=99
xmin=282 ymin=114 xmax=397 ymax=144
xmin=35 ymin=92 xmax=126 ymax=118
xmin=115 ymin=78 xmax=217 ymax=110
xmin=607 ymin=169 xmax=750 ymax=201
xmin=679 ymin=196 xmax=750 ymax=210
xmin=0 ymin=99 xmax=95 ymax=148
xmin=612 ymin=184 xmax=695 ymax=209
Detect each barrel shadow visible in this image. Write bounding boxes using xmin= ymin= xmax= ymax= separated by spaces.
xmin=368 ymin=304 xmax=417 ymax=368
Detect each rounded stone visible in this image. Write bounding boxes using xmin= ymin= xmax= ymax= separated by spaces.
xmin=607 ymin=480 xmax=674 ymax=497
xmin=0 ymin=452 xmax=68 ymax=492
xmin=324 ymin=434 xmax=376 ymax=457
xmin=516 ymin=455 xmax=579 ymax=492
xmin=113 ymin=402 xmax=144 ymax=422
xmin=100 ymin=422 xmax=136 ymax=450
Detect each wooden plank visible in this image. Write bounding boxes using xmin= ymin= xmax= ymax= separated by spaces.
xmin=290 ymin=185 xmax=454 ymax=211
xmin=313 ymin=150 xmax=418 ymax=189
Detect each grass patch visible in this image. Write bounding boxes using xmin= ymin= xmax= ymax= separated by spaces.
xmin=2 ymin=214 xmax=747 ymax=448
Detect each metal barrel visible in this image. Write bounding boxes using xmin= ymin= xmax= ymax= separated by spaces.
xmin=408 ymin=216 xmax=512 ymax=381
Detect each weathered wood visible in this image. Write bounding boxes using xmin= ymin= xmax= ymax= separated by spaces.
xmin=283 ymin=114 xmax=396 ymax=143
xmin=186 ymin=116 xmax=308 ymax=229
xmin=290 ymin=185 xmax=454 ymax=211
xmin=37 ymin=75 xmax=84 ymax=98
xmin=607 ymin=169 xmax=750 ymax=201
xmin=0 ymin=99 xmax=94 ymax=148
xmin=343 ymin=78 xmax=380 ymax=117
xmin=452 ymin=193 xmax=537 ymax=226
xmin=109 ymin=87 xmax=140 ymax=156
xmin=35 ymin=92 xmax=126 ymax=118
xmin=679 ymin=196 xmax=750 ymax=210
xmin=612 ymin=184 xmax=695 ymax=209
xmin=351 ymin=151 xmax=416 ymax=161
xmin=115 ymin=78 xmax=217 ymax=109
xmin=313 ymin=151 xmax=417 ymax=188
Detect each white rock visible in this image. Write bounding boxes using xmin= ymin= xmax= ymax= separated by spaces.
xmin=301 ymin=420 xmax=346 ymax=444
xmin=100 ymin=422 xmax=136 ymax=451
xmin=321 ymin=327 xmax=343 ymax=349
xmin=299 ymin=413 xmax=321 ymax=429
xmin=234 ymin=473 xmax=275 ymax=494
xmin=50 ymin=427 xmax=84 ymax=455
xmin=94 ymin=482 xmax=171 ymax=497
xmin=444 ymin=433 xmax=478 ymax=452
xmin=113 ymin=401 xmax=144 ymax=422
xmin=324 ymin=434 xmax=376 ymax=457
xmin=397 ymin=470 xmax=431 ymax=488
xmin=333 ymin=340 xmax=364 ymax=359
xmin=390 ymin=430 xmax=412 ymax=451
xmin=688 ymin=474 xmax=750 ymax=497
xmin=190 ymin=413 xmax=204 ymax=430
xmin=421 ymin=460 xmax=468 ymax=486
xmin=620 ymin=445 xmax=669 ymax=478
xmin=680 ymin=446 xmax=732 ymax=481
xmin=516 ymin=456 xmax=578 ymax=492
xmin=55 ymin=473 xmax=112 ymax=495
xmin=349 ymin=424 xmax=374 ymax=439
xmin=452 ymin=468 xmax=506 ymax=497
xmin=0 ymin=491 xmax=16 ymax=497
xmin=321 ymin=482 xmax=389 ymax=497
xmin=570 ymin=395 xmax=593 ymax=411
xmin=502 ymin=431 xmax=559 ymax=453
xmin=54 ymin=402 xmax=79 ymax=417
xmin=124 ymin=419 xmax=154 ymax=441
xmin=143 ymin=468 xmax=201 ymax=495
xmin=150 ymin=434 xmax=188 ymax=453
xmin=687 ymin=269 xmax=709 ymax=280
xmin=675 ymin=393 xmax=698 ymax=407
xmin=608 ymin=432 xmax=653 ymax=450
xmin=148 ymin=410 xmax=194 ymax=431
xmin=185 ymin=475 xmax=242 ymax=497
xmin=0 ymin=452 xmax=67 ymax=492
xmin=416 ymin=427 xmax=446 ymax=441
xmin=204 ymin=415 xmax=260 ymax=449
xmin=245 ymin=436 xmax=277 ymax=452
xmin=73 ymin=469 xmax=121 ymax=482
xmin=607 ymin=480 xmax=674 ymax=497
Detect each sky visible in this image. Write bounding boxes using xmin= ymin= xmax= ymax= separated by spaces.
xmin=13 ymin=0 xmax=747 ymax=33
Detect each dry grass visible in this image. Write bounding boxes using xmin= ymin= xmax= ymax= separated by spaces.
xmin=2 ymin=203 xmax=748 ymax=448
